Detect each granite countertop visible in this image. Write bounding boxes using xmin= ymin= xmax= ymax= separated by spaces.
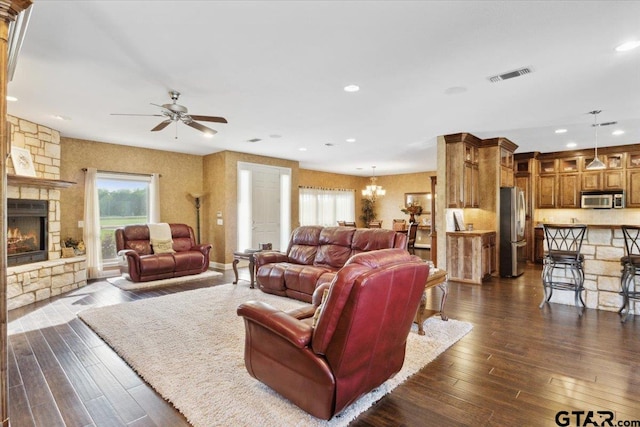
xmin=446 ymin=230 xmax=496 ymax=236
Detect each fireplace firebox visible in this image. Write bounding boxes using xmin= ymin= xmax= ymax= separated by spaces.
xmin=7 ymin=198 xmax=48 ymax=266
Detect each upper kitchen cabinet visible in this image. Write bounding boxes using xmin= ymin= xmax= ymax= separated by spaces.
xmin=627 ymin=149 xmax=640 ymax=207
xmin=445 ymin=133 xmax=480 ymax=208
xmin=582 ymin=154 xmax=625 ymax=191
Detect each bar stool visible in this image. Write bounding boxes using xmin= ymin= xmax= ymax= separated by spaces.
xmin=619 ymin=225 xmax=640 ymax=323
xmin=540 ymin=224 xmax=587 ymax=316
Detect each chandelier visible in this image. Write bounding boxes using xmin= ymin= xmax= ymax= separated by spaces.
xmin=585 ymin=110 xmax=606 ymax=170
xmin=362 ymin=166 xmax=386 ymax=201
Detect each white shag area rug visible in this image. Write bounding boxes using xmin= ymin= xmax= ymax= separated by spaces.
xmin=78 ymin=283 xmax=472 ymax=427
xmin=106 ymin=269 xmax=222 ymax=291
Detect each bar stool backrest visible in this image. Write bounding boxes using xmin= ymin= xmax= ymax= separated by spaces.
xmin=543 ymin=224 xmax=587 ymax=259
xmin=621 ymin=225 xmax=640 ymax=257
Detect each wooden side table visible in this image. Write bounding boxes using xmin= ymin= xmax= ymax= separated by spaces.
xmin=232 ymin=249 xmax=261 ymax=288
xmin=414 ymin=268 xmax=449 ymax=335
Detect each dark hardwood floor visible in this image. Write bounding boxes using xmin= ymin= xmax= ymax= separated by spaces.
xmin=7 ymin=263 xmax=640 ymax=426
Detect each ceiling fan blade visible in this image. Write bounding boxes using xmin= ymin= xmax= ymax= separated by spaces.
xmin=151 ymin=120 xmax=172 ymax=132
xmin=189 ymin=115 xmax=228 ymax=124
xmin=186 ymin=121 xmax=217 ymax=135
xmin=111 ymin=113 xmax=164 ymax=117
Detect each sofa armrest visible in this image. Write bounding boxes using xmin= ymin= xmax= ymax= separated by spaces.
xmin=237 ymin=301 xmax=313 ymax=348
xmin=254 ymin=251 xmax=288 ymax=268
xmin=117 ymin=249 xmax=140 ymax=262
xmin=192 ymin=243 xmax=212 ymax=256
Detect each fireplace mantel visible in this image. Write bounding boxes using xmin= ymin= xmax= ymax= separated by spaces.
xmin=7 ymin=174 xmax=76 ymax=189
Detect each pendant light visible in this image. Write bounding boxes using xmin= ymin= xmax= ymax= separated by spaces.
xmin=362 ymin=166 xmax=385 ymax=202
xmin=585 ymin=110 xmax=606 ymax=170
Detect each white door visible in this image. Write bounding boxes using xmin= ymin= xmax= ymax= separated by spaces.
xmin=237 ymin=162 xmax=291 ymax=252
xmin=251 ymin=167 xmax=281 ymax=249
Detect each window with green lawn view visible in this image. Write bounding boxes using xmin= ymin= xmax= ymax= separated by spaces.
xmin=97 ymin=173 xmax=152 ymax=264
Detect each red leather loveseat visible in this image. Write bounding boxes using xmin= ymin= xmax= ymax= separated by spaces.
xmin=115 ymin=223 xmax=212 ymax=282
xmin=254 ymin=225 xmax=407 ymax=302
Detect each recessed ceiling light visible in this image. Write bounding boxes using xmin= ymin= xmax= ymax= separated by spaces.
xmin=346 ymin=138 xmax=356 ymax=143
xmin=52 ymin=115 xmax=71 ymax=121
xmin=6 ymin=95 xmax=17 ymax=102
xmin=612 ymin=129 xmax=625 ymax=136
xmin=555 ymin=129 xmax=568 ymax=134
xmin=344 ymin=84 xmax=360 ymax=92
xmin=299 ymin=147 xmax=307 ymax=152
xmin=616 ymin=40 xmax=640 ymax=52
xmin=444 ymin=86 xmax=467 ymax=95
xmin=203 ymin=132 xmax=214 ymax=138
xmin=566 ymin=142 xmax=577 ymax=148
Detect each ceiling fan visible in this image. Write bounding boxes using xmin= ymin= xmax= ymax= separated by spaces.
xmin=112 ymin=91 xmax=227 ymax=136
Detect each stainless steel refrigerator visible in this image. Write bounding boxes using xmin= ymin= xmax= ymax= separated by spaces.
xmin=500 ymin=186 xmax=526 ymax=277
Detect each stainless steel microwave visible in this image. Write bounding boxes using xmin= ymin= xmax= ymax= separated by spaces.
xmin=581 ymin=191 xmax=625 ymax=209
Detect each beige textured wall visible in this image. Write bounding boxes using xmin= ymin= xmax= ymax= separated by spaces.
xmin=60 ymin=138 xmax=203 ymax=242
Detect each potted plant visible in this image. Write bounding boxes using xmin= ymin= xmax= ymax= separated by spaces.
xmin=359 ymin=198 xmax=377 ymax=227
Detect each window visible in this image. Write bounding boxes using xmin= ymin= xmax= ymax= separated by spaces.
xmin=299 ymin=187 xmax=355 ymax=226
xmin=97 ymin=172 xmax=152 ymax=265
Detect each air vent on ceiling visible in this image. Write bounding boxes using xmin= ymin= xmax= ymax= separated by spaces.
xmin=488 ymin=67 xmax=532 ymax=83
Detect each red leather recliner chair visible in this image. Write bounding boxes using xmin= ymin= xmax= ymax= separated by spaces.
xmin=237 ymin=248 xmax=428 ymax=420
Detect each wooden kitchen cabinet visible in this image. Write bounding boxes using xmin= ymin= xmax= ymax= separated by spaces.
xmin=537 ymin=174 xmax=557 ymax=208
xmin=534 ymin=226 xmax=545 ymax=264
xmin=627 ymin=169 xmax=640 ymax=208
xmin=446 ymin=231 xmax=496 ymax=284
xmin=558 ymin=173 xmax=580 ymax=208
xmin=445 ymin=133 xmax=480 ymax=208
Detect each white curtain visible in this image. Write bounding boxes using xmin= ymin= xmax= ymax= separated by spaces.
xmin=83 ymin=168 xmax=102 ymax=279
xmin=299 ymin=187 xmax=355 ymax=226
xmin=149 ymin=173 xmax=161 ymax=223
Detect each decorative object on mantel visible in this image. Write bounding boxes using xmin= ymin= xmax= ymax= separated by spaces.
xmin=401 ymin=202 xmax=423 ymax=223
xmin=361 ymin=165 xmax=385 ymax=202
xmin=10 ymin=146 xmax=36 ymax=176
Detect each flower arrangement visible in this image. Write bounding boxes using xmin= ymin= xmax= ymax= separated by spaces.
xmin=401 ymin=202 xmax=423 ymax=216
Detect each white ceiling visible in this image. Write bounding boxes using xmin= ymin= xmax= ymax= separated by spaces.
xmin=7 ymin=1 xmax=640 ymax=176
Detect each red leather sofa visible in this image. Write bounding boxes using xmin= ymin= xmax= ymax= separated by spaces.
xmin=238 ymin=249 xmax=428 ymax=420
xmin=115 ymin=223 xmax=212 ymax=282
xmin=254 ymin=225 xmax=407 ymax=302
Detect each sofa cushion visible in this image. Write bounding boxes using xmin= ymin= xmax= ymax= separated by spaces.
xmin=138 ymin=253 xmax=176 ymax=275
xmin=284 ymin=264 xmax=336 ymax=297
xmin=287 ymin=226 xmax=323 ymax=265
xmin=170 ymin=223 xmax=196 ymax=252
xmin=173 ymin=251 xmax=206 ymax=271
xmin=314 ymin=227 xmax=355 ymax=268
xmin=351 ymin=228 xmax=404 ymax=254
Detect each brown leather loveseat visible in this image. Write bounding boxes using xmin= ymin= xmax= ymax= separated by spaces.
xmin=254 ymin=225 xmax=407 ymax=302
xmin=237 ymin=249 xmax=428 ymax=420
xmin=115 ymin=223 xmax=212 ymax=282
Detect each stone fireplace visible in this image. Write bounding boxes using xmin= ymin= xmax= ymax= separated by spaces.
xmin=6 ymin=116 xmax=87 ymax=310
